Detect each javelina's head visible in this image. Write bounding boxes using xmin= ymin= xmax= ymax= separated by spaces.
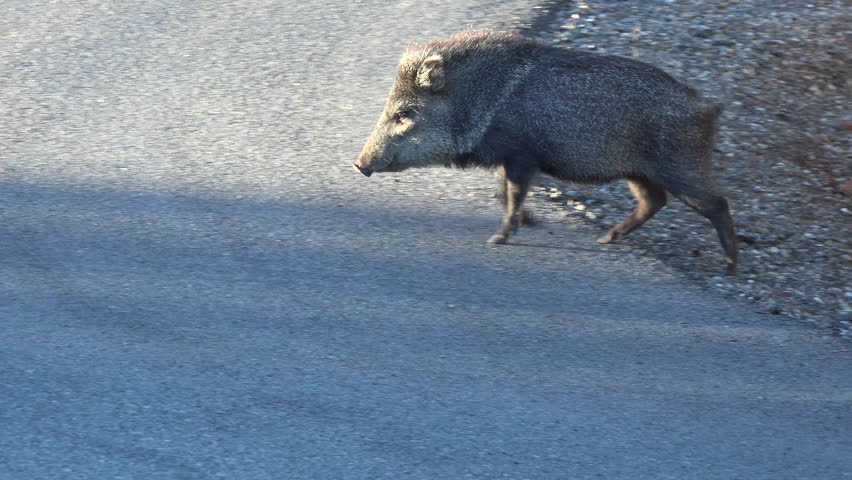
xmin=353 ymin=52 xmax=455 ymax=177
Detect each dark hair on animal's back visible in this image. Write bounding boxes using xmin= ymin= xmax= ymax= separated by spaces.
xmin=405 ymin=30 xmax=541 ymax=62
xmin=405 ymin=31 xmax=686 ymax=93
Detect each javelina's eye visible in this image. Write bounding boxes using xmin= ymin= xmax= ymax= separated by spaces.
xmin=394 ymin=110 xmax=413 ymax=124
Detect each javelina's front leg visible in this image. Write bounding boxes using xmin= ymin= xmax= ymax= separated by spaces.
xmin=488 ymin=161 xmax=537 ymax=244
xmin=496 ymin=166 xmax=538 ymax=227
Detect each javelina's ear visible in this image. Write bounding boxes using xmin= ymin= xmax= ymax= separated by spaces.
xmin=416 ymin=55 xmax=446 ymax=92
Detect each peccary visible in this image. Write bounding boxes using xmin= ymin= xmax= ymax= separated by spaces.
xmin=353 ymin=30 xmax=738 ymax=275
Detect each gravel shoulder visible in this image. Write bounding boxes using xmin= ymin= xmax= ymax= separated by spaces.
xmin=524 ymin=0 xmax=851 ymax=336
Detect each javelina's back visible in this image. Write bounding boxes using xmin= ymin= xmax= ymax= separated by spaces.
xmin=447 ymin=37 xmax=721 ymax=183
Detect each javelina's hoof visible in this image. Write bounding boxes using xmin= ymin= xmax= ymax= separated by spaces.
xmin=487 ymin=234 xmax=508 ymax=245
xmin=723 ymin=262 xmax=737 ymax=276
xmin=596 ymin=232 xmax=617 ymax=244
xmin=522 ymin=210 xmax=538 ymax=226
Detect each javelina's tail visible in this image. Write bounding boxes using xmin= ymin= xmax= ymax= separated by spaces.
xmin=679 ymin=101 xmax=725 ymax=167
xmin=709 ymin=102 xmax=724 ymax=118
xmin=701 ymin=101 xmax=725 ymax=145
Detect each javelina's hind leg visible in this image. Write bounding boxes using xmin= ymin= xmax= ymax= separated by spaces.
xmin=496 ymin=166 xmax=537 ymax=227
xmin=597 ymin=177 xmax=667 ymax=244
xmin=521 ymin=207 xmax=537 ymax=226
xmin=488 ymin=163 xmax=537 ymax=244
xmin=671 ymin=185 xmax=739 ymax=276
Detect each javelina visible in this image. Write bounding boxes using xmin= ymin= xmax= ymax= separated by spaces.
xmin=353 ymin=30 xmax=738 ymax=275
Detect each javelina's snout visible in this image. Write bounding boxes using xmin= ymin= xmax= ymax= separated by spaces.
xmin=354 ymin=139 xmax=379 ymax=177
xmin=352 ymin=161 xmax=373 ymax=177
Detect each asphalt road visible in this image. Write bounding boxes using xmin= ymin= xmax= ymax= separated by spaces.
xmin=1 ymin=1 xmax=850 ymax=479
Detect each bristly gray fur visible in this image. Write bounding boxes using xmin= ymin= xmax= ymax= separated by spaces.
xmin=354 ymin=30 xmax=738 ymax=275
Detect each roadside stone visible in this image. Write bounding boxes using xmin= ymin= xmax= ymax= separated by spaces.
xmin=694 ymin=27 xmax=714 ymax=38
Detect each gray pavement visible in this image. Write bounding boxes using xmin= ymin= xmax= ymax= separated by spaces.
xmin=1 ymin=1 xmax=850 ymax=479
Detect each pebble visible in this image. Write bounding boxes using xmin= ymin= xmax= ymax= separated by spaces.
xmin=694 ymin=27 xmax=714 ymax=38
xmin=712 ymin=37 xmax=734 ymax=46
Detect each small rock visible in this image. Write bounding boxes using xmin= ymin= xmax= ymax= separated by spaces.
xmin=833 ymin=311 xmax=852 ymax=325
xmin=737 ymin=233 xmax=757 ymax=244
xmin=814 ymin=317 xmax=834 ymax=329
xmin=770 ymin=289 xmax=792 ymax=298
xmin=694 ymin=27 xmax=714 ymax=38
